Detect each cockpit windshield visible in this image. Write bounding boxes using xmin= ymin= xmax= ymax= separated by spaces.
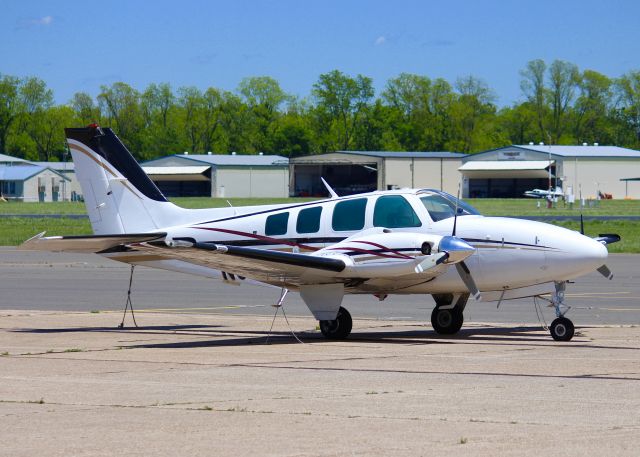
xmin=418 ymin=190 xmax=481 ymax=222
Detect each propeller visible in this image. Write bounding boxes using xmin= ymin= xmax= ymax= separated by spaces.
xmin=442 ymin=184 xmax=482 ymax=301
xmin=597 ymin=264 xmax=614 ymax=280
xmin=455 ymin=262 xmax=482 ymax=300
xmin=578 ymin=208 xmax=618 ymax=280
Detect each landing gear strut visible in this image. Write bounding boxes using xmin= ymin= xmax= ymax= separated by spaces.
xmin=319 ymin=306 xmax=352 ymax=339
xmin=549 ymin=282 xmax=575 ymax=341
xmin=430 ymin=293 xmax=468 ymax=335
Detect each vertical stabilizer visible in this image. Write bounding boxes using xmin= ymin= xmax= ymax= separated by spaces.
xmin=66 ymin=125 xmax=183 ymax=234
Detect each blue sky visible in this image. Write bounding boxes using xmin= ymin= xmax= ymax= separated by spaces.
xmin=2 ymin=0 xmax=639 ymax=106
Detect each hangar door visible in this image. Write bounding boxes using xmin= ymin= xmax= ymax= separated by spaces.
xmin=143 ymin=166 xmax=212 ymax=197
xmin=460 ymin=161 xmax=555 ymax=198
xmin=293 ymin=164 xmax=378 ymax=197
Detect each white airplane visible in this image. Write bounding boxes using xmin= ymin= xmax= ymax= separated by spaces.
xmin=523 ymin=187 xmax=564 ymax=199
xmin=21 ymin=125 xmax=620 ymax=342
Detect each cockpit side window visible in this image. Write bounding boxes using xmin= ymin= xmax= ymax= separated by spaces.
xmin=373 ymin=195 xmax=422 ymax=228
xmin=332 ymin=198 xmax=367 ymax=231
xmin=419 ymin=193 xmax=479 ymax=222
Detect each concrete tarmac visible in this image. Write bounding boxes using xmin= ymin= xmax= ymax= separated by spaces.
xmin=1 ymin=248 xmax=639 ymax=326
xmin=0 ymin=311 xmax=639 ymax=456
xmin=1 ymin=249 xmax=640 ymax=455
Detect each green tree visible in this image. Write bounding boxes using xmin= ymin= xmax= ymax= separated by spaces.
xmin=27 ymin=105 xmax=76 ymax=161
xmin=520 ymin=59 xmax=549 ymax=141
xmin=615 ymin=70 xmax=640 ymax=148
xmin=312 ymin=70 xmax=374 ymax=151
xmin=238 ymin=76 xmax=289 ymax=152
xmin=574 ymin=70 xmax=612 ymax=143
xmin=0 ymin=74 xmax=21 ymax=154
xmin=548 ymin=60 xmax=579 ymax=143
xmin=97 ymin=82 xmax=143 ymax=156
xmin=448 ymin=76 xmax=498 ymax=152
xmin=70 ymin=92 xmax=100 ymax=126
xmin=497 ymin=102 xmax=538 ymax=144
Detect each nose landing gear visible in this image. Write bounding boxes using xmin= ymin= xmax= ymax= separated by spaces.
xmin=549 ymin=282 xmax=575 ymax=341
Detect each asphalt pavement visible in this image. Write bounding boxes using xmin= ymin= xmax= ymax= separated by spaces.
xmin=0 ymin=247 xmax=638 ymax=327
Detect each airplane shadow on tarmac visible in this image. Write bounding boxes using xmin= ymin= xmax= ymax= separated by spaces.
xmin=13 ymin=324 xmax=636 ymax=351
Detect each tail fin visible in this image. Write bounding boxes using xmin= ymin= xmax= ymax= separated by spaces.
xmin=66 ymin=125 xmax=184 ymax=234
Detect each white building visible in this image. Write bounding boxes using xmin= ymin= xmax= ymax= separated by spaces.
xmin=290 ymin=151 xmax=467 ymax=197
xmin=142 ymin=154 xmax=290 ymax=198
xmin=0 ymin=164 xmax=70 ymax=202
xmin=459 ymin=144 xmax=640 ymax=199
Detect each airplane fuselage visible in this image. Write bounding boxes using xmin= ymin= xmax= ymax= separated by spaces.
xmin=107 ymin=189 xmax=607 ymax=300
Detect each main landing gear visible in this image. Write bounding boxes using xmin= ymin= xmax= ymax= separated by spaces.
xmin=549 ymin=282 xmax=575 ymax=341
xmin=319 ymin=306 xmax=352 ymax=339
xmin=430 ymin=293 xmax=468 ymax=335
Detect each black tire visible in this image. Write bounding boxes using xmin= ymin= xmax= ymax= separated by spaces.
xmin=550 ymin=317 xmax=575 ymax=341
xmin=431 ymin=307 xmax=464 ymax=335
xmin=319 ymin=306 xmax=352 ymax=339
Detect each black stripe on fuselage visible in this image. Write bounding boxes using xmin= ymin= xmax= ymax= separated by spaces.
xmin=194 ymin=242 xmax=346 ymax=272
xmin=464 ymin=238 xmax=557 ymax=250
xmin=193 ymin=195 xmax=377 ymax=225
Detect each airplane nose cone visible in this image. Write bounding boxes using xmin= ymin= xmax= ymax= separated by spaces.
xmin=439 ymin=236 xmax=475 ymax=263
xmin=583 ymin=236 xmax=608 ymax=264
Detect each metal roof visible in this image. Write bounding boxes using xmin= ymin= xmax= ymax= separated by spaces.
xmin=172 ymin=154 xmax=289 ymax=166
xmin=29 ymin=161 xmax=75 ymax=171
xmin=513 ymin=145 xmax=640 ymax=158
xmin=142 ymin=166 xmax=210 ymax=175
xmin=0 ymin=165 xmax=69 ymax=181
xmin=0 ymin=153 xmax=29 ymax=163
xmin=459 ymin=160 xmax=553 ymax=171
xmin=336 ymin=150 xmax=467 ymax=159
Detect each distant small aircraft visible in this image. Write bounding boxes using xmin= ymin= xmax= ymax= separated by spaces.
xmin=523 ymin=187 xmax=564 ymax=199
xmin=21 ymin=125 xmax=620 ymax=341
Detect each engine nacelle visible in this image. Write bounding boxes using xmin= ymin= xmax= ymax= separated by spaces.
xmin=312 ymin=229 xmax=445 ymax=264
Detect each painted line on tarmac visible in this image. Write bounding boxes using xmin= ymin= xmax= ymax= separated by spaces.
xmin=574 ymin=307 xmax=640 ymax=312
xmin=134 ymin=305 xmax=269 ymax=312
xmin=566 ymin=292 xmax=630 ymax=296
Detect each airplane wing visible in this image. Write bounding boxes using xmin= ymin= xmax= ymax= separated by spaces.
xmin=19 ymin=232 xmax=167 ymax=253
xmin=132 ymin=240 xmax=449 ymax=288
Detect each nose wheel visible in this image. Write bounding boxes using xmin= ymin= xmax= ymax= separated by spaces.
xmin=548 ymin=282 xmax=575 ymax=341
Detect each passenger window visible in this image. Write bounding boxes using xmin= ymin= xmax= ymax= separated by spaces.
xmin=332 ymin=198 xmax=367 ymax=231
xmin=373 ymin=195 xmax=422 ymax=228
xmin=265 ymin=212 xmax=289 ymax=235
xmin=296 ymin=206 xmax=322 ymax=234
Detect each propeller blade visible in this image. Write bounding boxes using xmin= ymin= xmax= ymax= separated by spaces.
xmin=414 ymin=252 xmax=449 ymax=273
xmin=580 ymin=213 xmax=585 ymax=235
xmin=455 ymin=261 xmax=482 ymax=301
xmin=597 ymin=265 xmax=614 ymax=280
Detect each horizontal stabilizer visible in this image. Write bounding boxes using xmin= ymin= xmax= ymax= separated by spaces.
xmin=595 ymin=234 xmax=621 ymax=245
xmin=20 ymin=232 xmax=167 ymax=253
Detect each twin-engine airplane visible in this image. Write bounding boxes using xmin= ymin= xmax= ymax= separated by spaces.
xmin=21 ymin=125 xmax=619 ymax=341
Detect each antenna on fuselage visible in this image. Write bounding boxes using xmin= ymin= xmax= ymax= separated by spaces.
xmin=452 ymin=182 xmax=461 ymax=236
xmin=321 ymin=177 xmax=339 ymax=199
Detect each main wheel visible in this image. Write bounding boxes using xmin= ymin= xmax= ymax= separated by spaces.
xmin=550 ymin=317 xmax=575 ymax=341
xmin=431 ymin=307 xmax=464 ymax=335
xmin=319 ymin=306 xmax=352 ymax=339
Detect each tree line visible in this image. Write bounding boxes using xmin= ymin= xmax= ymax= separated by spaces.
xmin=1 ymin=59 xmax=639 ymax=162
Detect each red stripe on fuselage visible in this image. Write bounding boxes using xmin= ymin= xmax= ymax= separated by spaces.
xmin=190 ymin=226 xmax=320 ymax=251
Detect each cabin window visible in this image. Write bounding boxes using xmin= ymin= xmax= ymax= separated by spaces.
xmin=265 ymin=212 xmax=289 ymax=235
xmin=332 ymin=198 xmax=367 ymax=231
xmin=296 ymin=206 xmax=322 ymax=234
xmin=373 ymin=195 xmax=422 ymax=228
